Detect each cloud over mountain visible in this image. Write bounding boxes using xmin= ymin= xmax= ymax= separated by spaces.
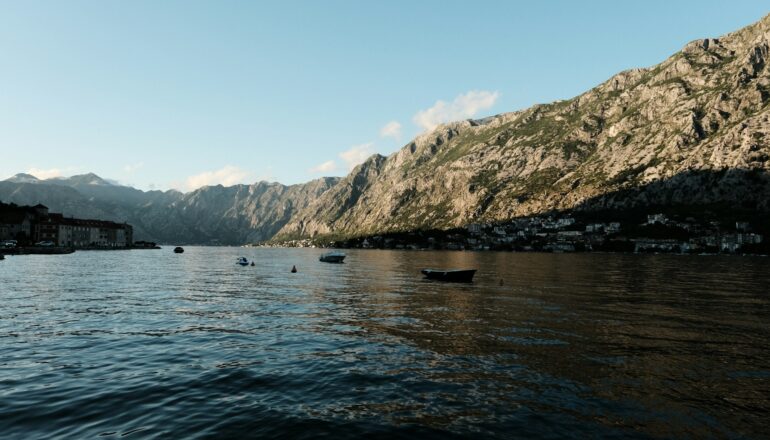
xmin=413 ymin=90 xmax=499 ymax=131
xmin=183 ymin=165 xmax=253 ymax=191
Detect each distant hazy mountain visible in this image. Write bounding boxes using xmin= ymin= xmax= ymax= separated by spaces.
xmin=130 ymin=178 xmax=340 ymax=244
xmin=46 ymin=172 xmax=115 ymax=186
xmin=5 ymin=173 xmax=42 ymax=184
xmin=0 ymin=174 xmax=339 ymax=244
xmin=6 ymin=172 xmax=117 ymax=186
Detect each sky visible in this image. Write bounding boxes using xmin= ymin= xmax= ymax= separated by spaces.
xmin=1 ymin=1 xmax=768 ymax=192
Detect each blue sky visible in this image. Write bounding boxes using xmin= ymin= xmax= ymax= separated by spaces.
xmin=1 ymin=1 xmax=767 ymax=191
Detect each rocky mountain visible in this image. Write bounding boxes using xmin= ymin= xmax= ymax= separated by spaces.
xmin=129 ymin=178 xmax=340 ymax=244
xmin=4 ymin=15 xmax=770 ymax=244
xmin=5 ymin=173 xmax=42 ymax=184
xmin=1 ymin=173 xmax=183 ymax=240
xmin=0 ymin=174 xmax=339 ymax=244
xmin=276 ymin=14 xmax=770 ymax=240
xmin=0 ymin=178 xmax=120 ymax=223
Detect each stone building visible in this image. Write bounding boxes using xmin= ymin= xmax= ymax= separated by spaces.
xmin=1 ymin=201 xmax=133 ymax=248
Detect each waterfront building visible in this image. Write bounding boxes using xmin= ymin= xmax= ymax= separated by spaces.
xmin=0 ymin=201 xmax=133 ymax=248
xmin=0 ymin=210 xmax=33 ymax=241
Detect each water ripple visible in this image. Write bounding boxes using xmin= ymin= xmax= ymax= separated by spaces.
xmin=1 ymin=248 xmax=769 ymax=439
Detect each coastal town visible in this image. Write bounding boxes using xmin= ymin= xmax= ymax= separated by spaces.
xmin=0 ymin=201 xmax=134 ymax=253
xmin=277 ymin=212 xmax=767 ymax=255
xmin=4 ymin=200 xmax=767 ymax=256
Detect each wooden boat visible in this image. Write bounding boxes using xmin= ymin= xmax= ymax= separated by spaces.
xmin=421 ymin=269 xmax=477 ymax=283
xmin=173 ymin=247 xmax=184 ymax=254
xmin=319 ymin=251 xmax=346 ymax=263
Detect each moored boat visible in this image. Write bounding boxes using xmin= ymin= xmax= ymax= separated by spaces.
xmin=236 ymin=257 xmax=249 ymax=266
xmin=173 ymin=247 xmax=184 ymax=254
xmin=319 ymin=251 xmax=346 ymax=263
xmin=421 ymin=269 xmax=477 ymax=283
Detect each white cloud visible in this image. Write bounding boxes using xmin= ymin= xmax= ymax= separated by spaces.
xmin=339 ymin=143 xmax=374 ymax=171
xmin=183 ymin=165 xmax=252 ymax=191
xmin=379 ymin=120 xmax=402 ymax=140
xmin=412 ymin=90 xmax=499 ymax=131
xmin=123 ymin=162 xmax=144 ymax=173
xmin=27 ymin=167 xmax=64 ymax=179
xmin=255 ymin=167 xmax=275 ymax=183
xmin=309 ymin=160 xmax=337 ymax=174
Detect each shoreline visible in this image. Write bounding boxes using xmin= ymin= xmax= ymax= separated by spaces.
xmin=0 ymin=245 xmax=161 ymax=255
xmin=3 ymin=244 xmax=767 ymax=258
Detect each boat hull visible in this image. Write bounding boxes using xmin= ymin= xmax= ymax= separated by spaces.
xmin=319 ymin=255 xmax=345 ymax=263
xmin=421 ymin=269 xmax=477 ymax=283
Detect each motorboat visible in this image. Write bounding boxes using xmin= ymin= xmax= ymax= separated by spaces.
xmin=173 ymin=247 xmax=184 ymax=254
xmin=421 ymin=269 xmax=477 ymax=283
xmin=319 ymin=251 xmax=346 ymax=263
xmin=236 ymin=257 xmax=249 ymax=266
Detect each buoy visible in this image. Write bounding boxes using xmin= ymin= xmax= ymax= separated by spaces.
xmin=291 ymin=265 xmax=297 ymax=273
xmin=250 ymin=261 xmax=255 ymax=266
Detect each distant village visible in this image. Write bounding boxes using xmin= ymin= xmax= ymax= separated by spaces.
xmin=278 ymin=212 xmax=767 ymax=255
xmin=0 ymin=201 xmax=134 ymax=251
xmin=4 ymin=199 xmax=767 ymax=255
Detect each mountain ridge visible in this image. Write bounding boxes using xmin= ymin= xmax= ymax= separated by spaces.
xmin=0 ymin=174 xmax=340 ymax=244
xmin=3 ymin=13 xmax=770 ymax=244
xmin=274 ymin=12 xmax=770 ymax=240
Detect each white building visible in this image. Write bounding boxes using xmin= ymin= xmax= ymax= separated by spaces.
xmin=647 ymin=214 xmax=667 ymax=225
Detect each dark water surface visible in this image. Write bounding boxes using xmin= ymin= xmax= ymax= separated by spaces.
xmin=1 ymin=248 xmax=768 ymax=439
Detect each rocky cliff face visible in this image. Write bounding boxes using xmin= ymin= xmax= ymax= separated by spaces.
xmin=276 ymin=14 xmax=770 ymax=239
xmin=132 ymin=177 xmax=340 ymax=244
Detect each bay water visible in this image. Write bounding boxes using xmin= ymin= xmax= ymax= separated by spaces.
xmin=1 ymin=248 xmax=768 ymax=439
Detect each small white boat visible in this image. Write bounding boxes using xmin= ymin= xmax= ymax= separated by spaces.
xmin=236 ymin=257 xmax=249 ymax=266
xmin=319 ymin=251 xmax=346 ymax=263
